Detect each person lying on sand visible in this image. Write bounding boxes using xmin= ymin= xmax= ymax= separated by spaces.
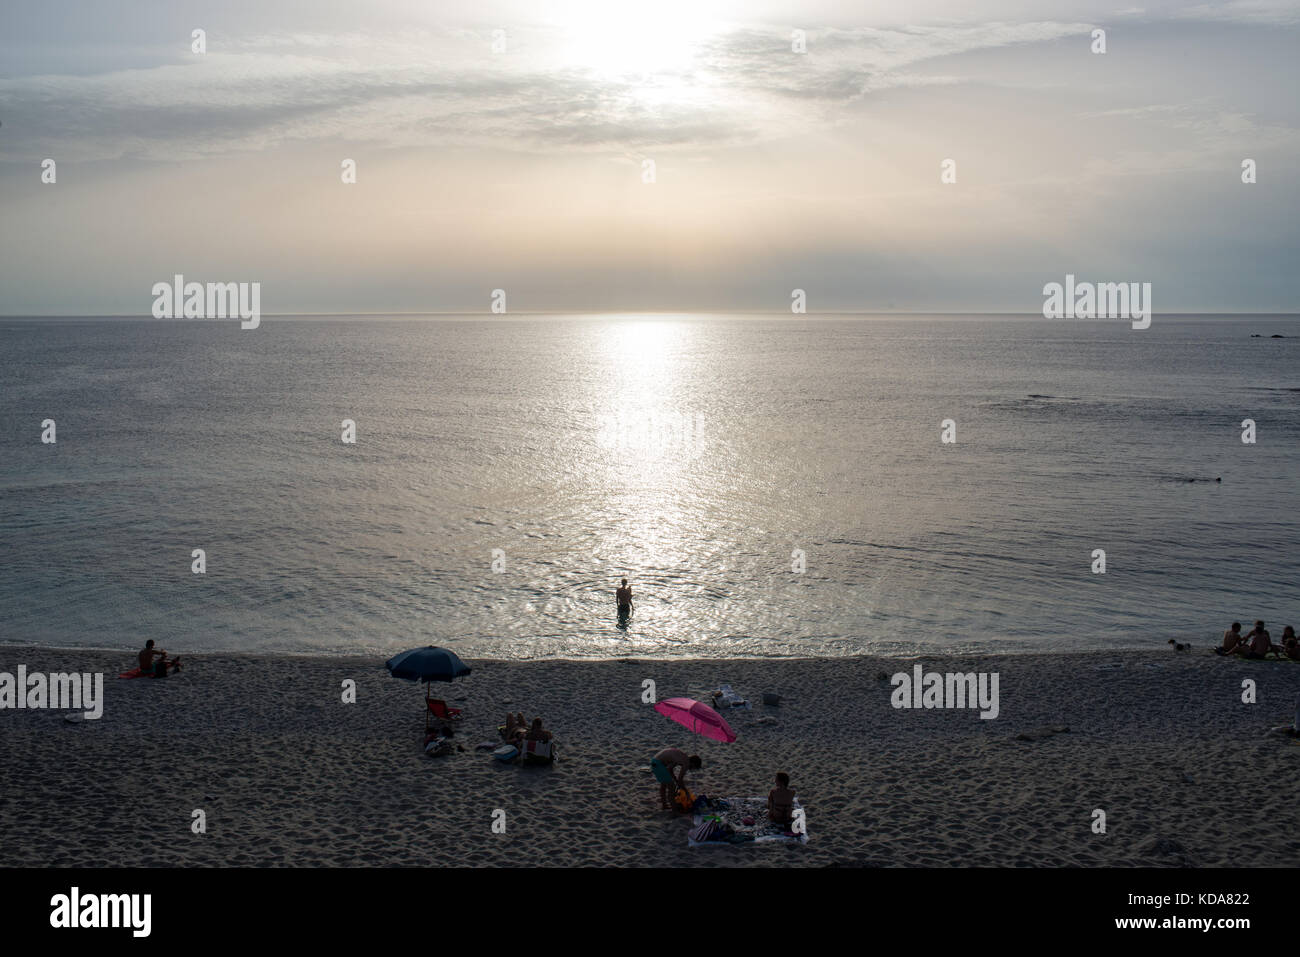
xmin=651 ymin=748 xmax=701 ymax=810
xmin=138 ymin=639 xmax=180 ymax=676
xmin=1216 ymin=622 xmax=1245 ymax=655
xmin=767 ymin=771 xmax=796 ymax=829
xmin=500 ymin=713 xmax=529 ymax=744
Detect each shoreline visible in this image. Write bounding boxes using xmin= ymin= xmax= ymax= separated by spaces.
xmin=0 ymin=642 xmax=1245 ymax=665
xmin=3 ymin=645 xmax=1298 ymax=867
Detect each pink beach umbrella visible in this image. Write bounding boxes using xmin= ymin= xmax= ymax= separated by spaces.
xmin=654 ymin=697 xmax=737 ymax=743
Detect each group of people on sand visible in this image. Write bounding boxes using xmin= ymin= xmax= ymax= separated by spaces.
xmin=501 ymin=711 xmax=552 ymax=745
xmin=650 ymin=747 xmax=798 ymax=830
xmin=1217 ymin=621 xmax=1300 ymax=660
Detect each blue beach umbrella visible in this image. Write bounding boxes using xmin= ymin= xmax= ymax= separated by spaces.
xmin=385 ymin=645 xmax=472 ymax=683
xmin=385 ymin=646 xmax=472 ymax=730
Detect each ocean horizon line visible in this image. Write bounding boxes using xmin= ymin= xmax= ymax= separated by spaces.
xmin=3 ymin=311 xmax=1298 ymax=321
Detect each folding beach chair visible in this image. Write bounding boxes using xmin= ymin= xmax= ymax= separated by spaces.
xmin=425 ymin=694 xmax=463 ymax=731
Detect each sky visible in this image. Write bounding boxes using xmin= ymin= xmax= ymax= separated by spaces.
xmin=1 ymin=0 xmax=1297 ymax=315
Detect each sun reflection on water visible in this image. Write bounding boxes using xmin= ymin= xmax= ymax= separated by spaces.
xmin=580 ymin=318 xmax=722 ymax=645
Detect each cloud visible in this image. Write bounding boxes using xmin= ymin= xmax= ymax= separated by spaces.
xmin=0 ymin=19 xmax=1100 ymax=161
xmin=1074 ymin=102 xmax=1300 ymax=174
xmin=1173 ymin=0 xmax=1300 ymax=25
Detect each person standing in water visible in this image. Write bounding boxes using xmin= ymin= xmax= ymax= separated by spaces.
xmin=616 ymin=578 xmax=633 ymax=618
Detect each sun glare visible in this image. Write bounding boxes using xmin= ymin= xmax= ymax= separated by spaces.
xmin=556 ymin=0 xmax=720 ymax=86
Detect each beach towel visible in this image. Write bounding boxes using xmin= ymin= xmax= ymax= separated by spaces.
xmin=712 ymin=684 xmax=751 ymax=710
xmin=1212 ymin=650 xmax=1300 ymax=663
xmin=688 ymin=797 xmax=808 ymax=846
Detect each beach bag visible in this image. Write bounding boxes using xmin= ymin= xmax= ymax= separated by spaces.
xmin=674 ymin=788 xmax=696 ymax=812
xmin=520 ymin=740 xmax=554 ymax=765
xmin=492 ymin=744 xmax=519 ymax=762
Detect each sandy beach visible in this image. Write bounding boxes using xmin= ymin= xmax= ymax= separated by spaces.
xmin=2 ymin=645 xmax=1298 ymax=868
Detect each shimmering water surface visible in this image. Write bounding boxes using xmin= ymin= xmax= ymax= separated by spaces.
xmin=2 ymin=315 xmax=1297 ymax=658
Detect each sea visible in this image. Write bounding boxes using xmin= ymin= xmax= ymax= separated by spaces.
xmin=1 ymin=315 xmax=1297 ymax=659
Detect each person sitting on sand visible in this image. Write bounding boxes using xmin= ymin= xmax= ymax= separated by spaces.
xmin=525 ymin=717 xmax=552 ymax=743
xmin=650 ymin=748 xmax=700 ymax=810
xmin=616 ymin=578 xmax=633 ymax=617
xmin=767 ymin=771 xmax=796 ymax=829
xmin=1278 ymin=626 xmax=1299 ymax=661
xmin=138 ymin=639 xmax=180 ymax=676
xmin=1216 ymin=622 xmax=1245 ymax=655
xmin=502 ymin=713 xmax=519 ymax=741
xmin=1242 ymin=621 xmax=1279 ymax=659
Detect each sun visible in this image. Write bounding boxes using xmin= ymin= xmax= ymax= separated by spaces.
xmin=554 ymin=0 xmax=721 ymax=85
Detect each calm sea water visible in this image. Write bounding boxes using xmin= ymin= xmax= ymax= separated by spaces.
xmin=1 ymin=315 xmax=1297 ymax=659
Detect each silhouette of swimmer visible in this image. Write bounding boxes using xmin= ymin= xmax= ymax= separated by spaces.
xmin=616 ymin=578 xmax=633 ymax=619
